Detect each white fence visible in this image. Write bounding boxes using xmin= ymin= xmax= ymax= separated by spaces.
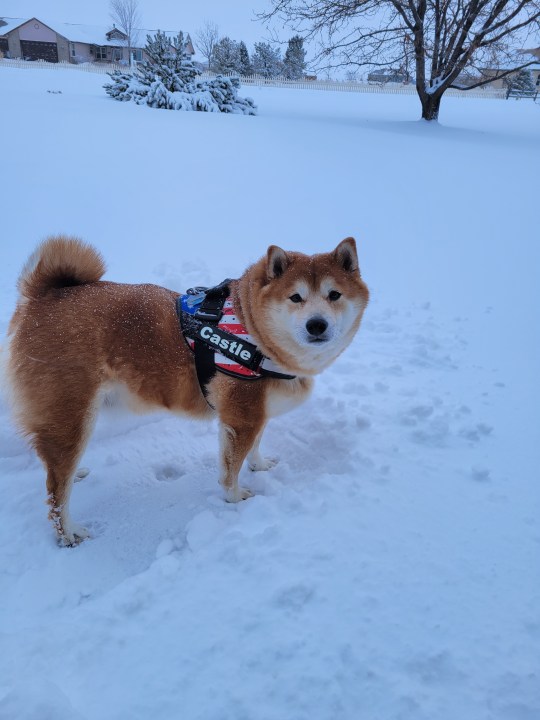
xmin=0 ymin=58 xmax=123 ymax=75
xmin=202 ymin=72 xmax=506 ymax=99
xmin=0 ymin=57 xmax=507 ymax=100
xmin=0 ymin=58 xmax=125 ymax=74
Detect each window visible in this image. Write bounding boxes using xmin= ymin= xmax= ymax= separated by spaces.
xmin=133 ymin=48 xmax=143 ymax=62
xmin=96 ymin=46 xmax=108 ymax=61
xmin=112 ymin=47 xmax=123 ymax=62
xmin=69 ymin=42 xmax=76 ymax=58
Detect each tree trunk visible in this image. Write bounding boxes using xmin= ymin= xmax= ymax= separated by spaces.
xmin=413 ymin=32 xmax=443 ymax=122
xmin=419 ymin=91 xmax=442 ymax=121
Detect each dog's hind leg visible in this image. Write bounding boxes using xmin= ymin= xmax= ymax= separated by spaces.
xmin=32 ymin=393 xmax=99 ymax=546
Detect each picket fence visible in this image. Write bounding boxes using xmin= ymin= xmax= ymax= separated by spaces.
xmin=0 ymin=57 xmax=507 ymax=100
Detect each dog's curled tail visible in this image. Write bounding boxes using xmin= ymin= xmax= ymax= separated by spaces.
xmin=18 ymin=235 xmax=106 ymax=300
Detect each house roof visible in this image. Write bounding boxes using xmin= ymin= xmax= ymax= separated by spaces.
xmin=0 ymin=17 xmax=193 ymax=52
xmin=59 ymin=23 xmax=128 ymax=47
xmin=63 ymin=24 xmax=193 ymax=50
xmin=0 ymin=17 xmax=33 ymax=35
xmin=519 ymin=47 xmax=540 ymax=62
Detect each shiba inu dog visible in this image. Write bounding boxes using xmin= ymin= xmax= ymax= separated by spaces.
xmin=6 ymin=236 xmax=369 ymax=546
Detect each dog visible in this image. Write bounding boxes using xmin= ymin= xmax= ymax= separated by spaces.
xmin=6 ymin=236 xmax=369 ymax=546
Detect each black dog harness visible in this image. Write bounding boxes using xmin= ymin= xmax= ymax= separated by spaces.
xmin=177 ymin=280 xmax=295 ymax=403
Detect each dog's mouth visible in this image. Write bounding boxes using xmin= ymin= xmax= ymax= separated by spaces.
xmin=308 ymin=337 xmax=329 ymax=344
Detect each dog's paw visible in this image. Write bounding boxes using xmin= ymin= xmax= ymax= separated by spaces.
xmin=224 ymin=486 xmax=254 ymax=503
xmin=248 ymin=456 xmax=278 ymax=472
xmin=59 ymin=522 xmax=91 ymax=547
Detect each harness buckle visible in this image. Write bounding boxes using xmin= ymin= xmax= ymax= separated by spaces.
xmin=186 ymin=286 xmax=208 ymax=296
xmin=194 ymin=307 xmax=223 ymax=322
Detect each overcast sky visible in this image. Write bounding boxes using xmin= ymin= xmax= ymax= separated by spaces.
xmin=1 ymin=1 xmax=292 ymax=55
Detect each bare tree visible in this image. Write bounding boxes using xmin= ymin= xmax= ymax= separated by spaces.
xmin=195 ymin=19 xmax=219 ymax=70
xmin=110 ymin=0 xmax=141 ymax=67
xmin=260 ymin=1 xmax=540 ymax=120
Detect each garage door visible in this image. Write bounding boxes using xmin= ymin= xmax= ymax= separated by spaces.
xmin=20 ymin=40 xmax=58 ymax=63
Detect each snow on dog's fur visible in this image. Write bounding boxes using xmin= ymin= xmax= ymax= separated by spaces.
xmin=6 ymin=235 xmax=369 ymax=546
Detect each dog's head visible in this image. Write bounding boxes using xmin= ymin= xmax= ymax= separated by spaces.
xmin=240 ymin=238 xmax=369 ymax=376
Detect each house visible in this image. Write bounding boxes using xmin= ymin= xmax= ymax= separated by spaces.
xmin=517 ymin=47 xmax=540 ymax=87
xmin=465 ymin=49 xmax=540 ymax=90
xmin=0 ymin=17 xmax=70 ymax=62
xmin=367 ymin=69 xmax=410 ymax=84
xmin=480 ymin=63 xmax=540 ymax=89
xmin=0 ymin=17 xmax=195 ymax=65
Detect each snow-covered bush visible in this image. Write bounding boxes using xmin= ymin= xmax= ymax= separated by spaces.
xmin=104 ymin=30 xmax=256 ymax=115
xmin=506 ymin=69 xmax=536 ymax=94
xmin=192 ymin=76 xmax=256 ymax=114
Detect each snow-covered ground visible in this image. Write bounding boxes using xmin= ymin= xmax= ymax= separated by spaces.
xmin=0 ymin=66 xmax=538 ymax=720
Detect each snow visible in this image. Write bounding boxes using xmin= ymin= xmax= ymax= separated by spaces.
xmin=425 ymin=76 xmax=449 ymax=94
xmin=0 ymin=66 xmax=539 ymax=720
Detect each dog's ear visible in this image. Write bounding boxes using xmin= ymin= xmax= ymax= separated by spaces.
xmin=266 ymin=245 xmax=289 ymax=279
xmin=333 ymin=237 xmax=359 ymax=273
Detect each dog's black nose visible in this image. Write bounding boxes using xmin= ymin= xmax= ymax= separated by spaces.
xmin=306 ymin=317 xmax=328 ymax=337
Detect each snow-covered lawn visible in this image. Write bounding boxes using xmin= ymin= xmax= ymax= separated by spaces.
xmin=0 ymin=66 xmax=538 ymax=720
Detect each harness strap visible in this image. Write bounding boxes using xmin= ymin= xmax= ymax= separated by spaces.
xmin=193 ymin=336 xmax=217 ymax=403
xmin=177 ymin=279 xmax=296 ymax=407
xmin=191 ymin=279 xmax=232 ymax=404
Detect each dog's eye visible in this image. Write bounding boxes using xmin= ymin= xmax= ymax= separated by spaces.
xmin=289 ymin=293 xmax=303 ymax=303
xmin=328 ymin=291 xmax=342 ymax=301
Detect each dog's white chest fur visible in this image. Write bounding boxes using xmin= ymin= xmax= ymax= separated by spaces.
xmin=265 ymin=377 xmax=313 ymax=418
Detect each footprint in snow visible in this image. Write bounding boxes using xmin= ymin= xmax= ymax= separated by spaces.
xmin=154 ymin=464 xmax=185 ymax=482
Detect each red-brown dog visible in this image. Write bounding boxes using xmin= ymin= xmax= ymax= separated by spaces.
xmin=6 ymin=236 xmax=369 ymax=545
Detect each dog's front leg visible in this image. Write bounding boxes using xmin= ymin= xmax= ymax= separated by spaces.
xmin=218 ymin=420 xmax=261 ymax=502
